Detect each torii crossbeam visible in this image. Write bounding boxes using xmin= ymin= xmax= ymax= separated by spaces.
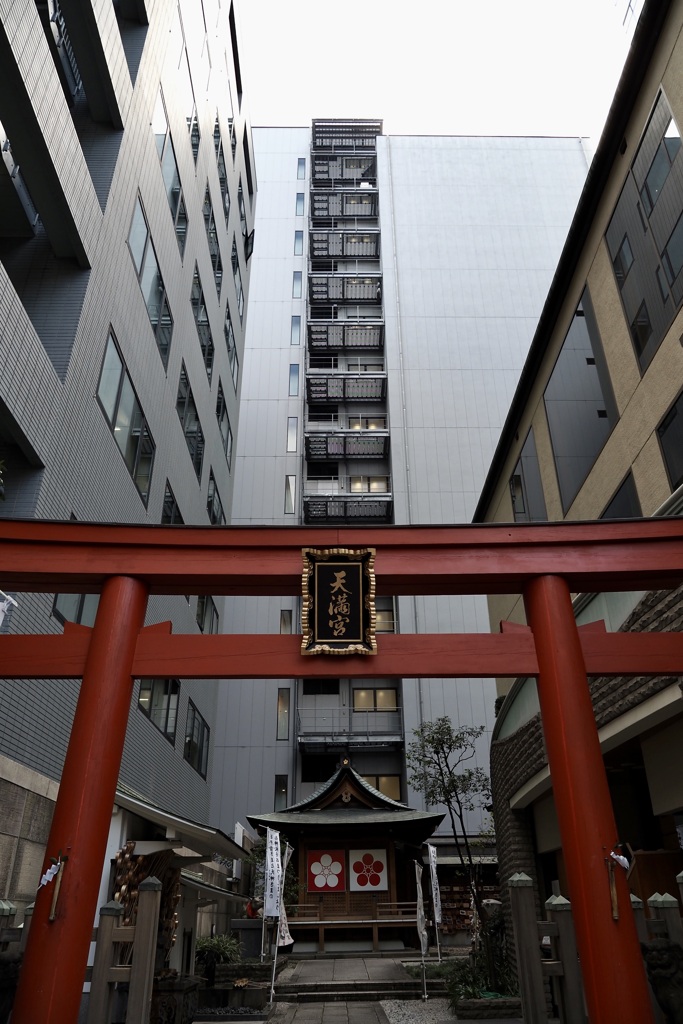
xmin=4 ymin=516 xmax=683 ymax=1024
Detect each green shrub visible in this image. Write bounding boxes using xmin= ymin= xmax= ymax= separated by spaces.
xmin=445 ymin=955 xmax=489 ymax=1009
xmin=195 ymin=934 xmax=242 ymax=984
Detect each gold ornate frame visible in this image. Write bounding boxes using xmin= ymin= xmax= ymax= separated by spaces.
xmin=301 ymin=547 xmax=377 ymax=655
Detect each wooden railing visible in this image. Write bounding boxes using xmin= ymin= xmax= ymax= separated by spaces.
xmin=285 ymin=900 xmax=418 ymax=952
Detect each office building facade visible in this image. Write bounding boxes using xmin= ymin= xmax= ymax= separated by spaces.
xmin=0 ymin=0 xmax=255 ymax=954
xmin=213 ymin=120 xmax=589 ymax=930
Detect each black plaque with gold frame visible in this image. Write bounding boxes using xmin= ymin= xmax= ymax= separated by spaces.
xmin=301 ymin=548 xmax=377 ymax=656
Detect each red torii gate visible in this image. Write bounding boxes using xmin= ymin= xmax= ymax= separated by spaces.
xmin=4 ymin=517 xmax=683 ymax=1024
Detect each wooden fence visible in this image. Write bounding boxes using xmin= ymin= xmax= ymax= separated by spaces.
xmin=509 ymin=871 xmax=683 ymax=1024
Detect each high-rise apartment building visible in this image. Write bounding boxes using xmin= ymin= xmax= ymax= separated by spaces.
xmin=0 ymin=0 xmax=254 ymax=959
xmin=212 ymin=121 xmax=589 ymax=920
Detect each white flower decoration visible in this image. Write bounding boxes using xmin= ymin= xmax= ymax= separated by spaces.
xmin=310 ymin=853 xmax=342 ymax=888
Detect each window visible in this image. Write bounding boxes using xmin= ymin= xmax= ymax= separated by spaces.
xmin=180 ymin=50 xmax=200 ymax=162
xmin=53 ymin=592 xmax=99 ymax=627
xmin=196 ymin=594 xmax=219 ymax=634
xmin=297 ymin=158 xmax=306 ymax=179
xmin=294 ymin=230 xmax=303 ymax=255
xmin=284 ymin=475 xmax=296 ymax=513
xmin=274 ymin=775 xmax=288 ymax=811
xmin=280 ymin=609 xmax=292 ymax=634
xmin=207 ymin=470 xmax=225 ymax=525
xmin=138 ymin=678 xmax=179 ymax=742
xmin=152 ymin=91 xmax=187 ymax=256
xmin=242 ymin=127 xmax=254 ymax=203
xmin=348 ymin=416 xmax=387 ymax=430
xmin=662 ymin=211 xmax=683 ymax=285
xmin=630 ymin=301 xmax=652 ymax=358
xmin=289 ymin=364 xmax=299 ymax=396
xmin=216 ymin=382 xmax=233 ymax=467
xmin=277 ymin=688 xmax=290 ymax=740
xmin=228 ymin=4 xmax=243 ymax=107
xmin=203 ymin=186 xmax=223 ymax=296
xmin=509 ymin=429 xmax=547 ymax=523
xmin=353 ymin=688 xmax=398 ymax=711
xmin=184 ymin=700 xmax=210 ymax=777
xmin=225 ymin=306 xmax=239 ymax=388
xmin=176 ymin=363 xmax=204 ymax=481
xmin=286 ymin=416 xmax=297 ymax=452
xmin=612 ymin=235 xmax=634 ymax=288
xmin=292 ymin=272 xmax=302 ymax=298
xmin=375 ymin=597 xmax=395 ymax=633
xmin=128 ymin=198 xmax=173 ymax=367
xmin=361 ymin=776 xmax=401 ymax=801
xmin=238 ymin=179 xmax=247 ymax=236
xmin=290 ymin=316 xmax=301 ymax=345
xmin=640 ymin=118 xmax=681 ymax=216
xmin=295 ymin=193 xmax=304 ymax=216
xmin=214 ymin=116 xmax=231 ymax=226
xmin=232 ymin=237 xmax=244 ymax=319
xmin=98 ymin=333 xmax=155 ymax=502
xmin=191 ymin=265 xmax=214 ymax=382
xmin=302 ymin=679 xmax=339 ymax=696
xmin=600 ymin=473 xmax=642 ymax=519
xmin=658 ymin=391 xmax=683 ymax=491
xmin=161 ymin=481 xmax=184 ymax=524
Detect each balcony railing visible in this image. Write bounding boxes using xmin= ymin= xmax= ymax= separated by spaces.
xmin=309 ymin=275 xmax=382 ymax=304
xmin=305 ymin=431 xmax=389 ymax=461
xmin=297 ymin=706 xmax=403 ymax=745
xmin=308 ymin=322 xmax=384 ymax=351
xmin=303 ymin=493 xmax=393 ymax=524
xmin=306 ymin=373 xmax=386 ymax=403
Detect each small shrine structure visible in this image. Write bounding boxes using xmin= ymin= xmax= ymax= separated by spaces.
xmin=247 ymin=761 xmax=443 ymax=951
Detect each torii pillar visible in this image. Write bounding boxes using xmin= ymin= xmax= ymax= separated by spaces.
xmin=524 ymin=575 xmax=653 ymax=1024
xmin=11 ymin=575 xmax=148 ymax=1024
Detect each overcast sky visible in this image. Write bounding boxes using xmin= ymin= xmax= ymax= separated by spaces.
xmin=237 ymin=0 xmax=637 ymax=145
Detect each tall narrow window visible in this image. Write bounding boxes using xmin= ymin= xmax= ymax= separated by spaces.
xmin=224 ymin=306 xmax=239 ymax=389
xmin=277 ymin=688 xmax=290 ymax=740
xmin=161 ymin=481 xmax=184 ymax=524
xmin=658 ymin=391 xmax=683 ymax=491
xmin=185 ymin=700 xmax=210 ymax=777
xmin=297 ymin=158 xmax=305 ymax=179
xmin=232 ymin=237 xmax=244 ymax=319
xmin=203 ymin=186 xmax=223 ymax=297
xmin=216 ymin=382 xmax=233 ymax=467
xmin=289 ymin=364 xmax=299 ymax=396
xmin=286 ymin=416 xmax=297 ymax=452
xmin=280 ymin=609 xmax=292 ymax=634
xmin=294 ymin=230 xmax=303 ymax=255
xmin=176 ymin=363 xmax=204 ymax=481
xmin=284 ymin=475 xmax=296 ymax=514
xmin=97 ymin=333 xmax=155 ymax=503
xmin=292 ymin=272 xmax=302 ymax=298
xmin=290 ymin=316 xmax=301 ymax=346
xmin=153 ymin=91 xmax=187 ymax=256
xmin=138 ymin=678 xmax=179 ymax=742
xmin=191 ymin=265 xmax=214 ymax=382
xmin=207 ymin=470 xmax=225 ymax=525
xmin=274 ymin=775 xmax=288 ymax=811
xmin=295 ymin=193 xmax=304 ymax=216
xmin=128 ymin=198 xmax=173 ymax=367
xmin=196 ymin=594 xmax=219 ymax=634
xmin=214 ymin=115 xmax=231 ymax=226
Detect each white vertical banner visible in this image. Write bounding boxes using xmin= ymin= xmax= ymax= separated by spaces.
xmin=415 ymin=861 xmax=429 ymax=956
xmin=277 ymin=844 xmax=294 ymax=946
xmin=264 ymin=828 xmax=282 ymax=918
xmin=427 ymin=844 xmax=442 ymax=925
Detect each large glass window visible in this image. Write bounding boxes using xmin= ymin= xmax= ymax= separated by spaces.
xmin=509 ymin=428 xmax=547 ymax=523
xmin=543 ymin=293 xmax=617 ymax=513
xmin=191 ymin=265 xmax=214 ymax=382
xmin=184 ymin=700 xmax=209 ymax=777
xmin=53 ymin=592 xmax=99 ymax=627
xmin=662 ymin=212 xmax=683 ymax=286
xmin=640 ymin=118 xmax=681 ymax=216
xmin=152 ymin=91 xmax=187 ymax=256
xmin=658 ymin=391 xmax=683 ymax=491
xmin=162 ymin=481 xmax=184 ymax=524
xmin=138 ymin=678 xmax=179 ymax=742
xmin=361 ymin=775 xmax=401 ymax=801
xmin=353 ymin=688 xmax=398 ymax=711
xmin=600 ymin=473 xmax=642 ymax=519
xmin=176 ymin=363 xmax=204 ymax=481
xmin=128 ymin=198 xmax=173 ymax=367
xmin=97 ymin=333 xmax=155 ymax=503
xmin=196 ymin=594 xmax=219 ymax=634
xmin=612 ymin=235 xmax=634 ymax=289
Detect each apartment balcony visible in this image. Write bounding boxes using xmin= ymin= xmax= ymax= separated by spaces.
xmin=305 ymin=429 xmax=389 ymax=461
xmin=306 ymin=372 xmax=386 ymax=403
xmin=312 ymin=156 xmax=377 ymax=188
xmin=303 ymin=476 xmax=393 ymax=523
xmin=309 ymin=275 xmax=382 ymax=304
xmin=310 ymin=231 xmax=380 ymax=260
xmin=311 ymin=120 xmax=382 ymax=150
xmin=311 ymin=191 xmax=378 ymax=223
xmin=297 ymin=706 xmax=403 ymax=753
xmin=308 ymin=322 xmax=384 ymax=352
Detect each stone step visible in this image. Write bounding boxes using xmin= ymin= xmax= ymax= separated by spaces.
xmin=274 ymin=979 xmax=446 ymax=1003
